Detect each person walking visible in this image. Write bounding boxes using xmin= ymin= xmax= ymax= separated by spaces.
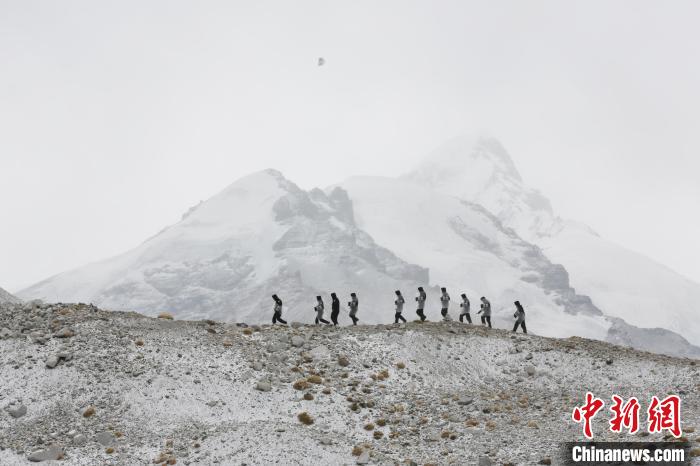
xmin=314 ymin=296 xmax=330 ymax=325
xmin=512 ymin=300 xmax=527 ymax=333
xmin=271 ymin=294 xmax=287 ymax=325
xmin=415 ymin=286 xmax=427 ymax=321
xmin=330 ymin=292 xmax=340 ymax=326
xmin=477 ymin=296 xmax=492 ymax=328
xmin=459 ymin=293 xmax=471 ymax=323
xmin=348 ymin=292 xmax=359 ymax=325
xmin=394 ymin=290 xmax=407 ymax=323
xmin=440 ymin=287 xmax=451 ymax=320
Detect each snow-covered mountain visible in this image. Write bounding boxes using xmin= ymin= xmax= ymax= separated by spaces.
xmin=17 ymin=166 xmax=699 ymax=357
xmin=337 ymin=176 xmax=607 ymax=341
xmin=404 ymin=135 xmax=700 ymax=347
xmin=19 ymin=170 xmax=427 ymax=323
xmin=0 ymin=286 xmax=20 ymax=304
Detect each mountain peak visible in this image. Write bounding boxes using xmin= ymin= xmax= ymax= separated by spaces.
xmin=407 ymin=134 xmax=523 ymax=185
xmin=402 ymin=134 xmax=560 ymax=242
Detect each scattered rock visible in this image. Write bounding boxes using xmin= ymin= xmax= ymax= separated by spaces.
xmin=297 ymin=412 xmax=314 ymax=425
xmin=6 ymin=404 xmax=27 ymax=418
xmin=54 ymin=327 xmax=75 ymax=338
xmin=478 ymin=456 xmax=492 ymax=466
xmin=525 ymin=365 xmax=536 ymax=376
xmin=0 ymin=327 xmax=12 ymax=339
xmin=45 ymin=355 xmax=60 ymax=369
xmin=538 ymin=458 xmax=552 ymax=465
xmin=338 ymin=355 xmax=350 ymax=367
xmin=256 ymin=380 xmax=272 ymax=392
xmin=268 ymin=341 xmax=288 ymax=352
xmin=356 ymin=450 xmax=371 ymax=464
xmin=310 ymin=345 xmax=330 ymax=359
xmin=27 ymin=445 xmax=64 ymax=462
xmin=457 ymin=397 xmax=473 ymax=406
xmin=95 ymin=431 xmax=116 ymax=447
xmin=82 ymin=406 xmax=96 ymax=418
xmin=291 ymin=336 xmax=305 ymax=347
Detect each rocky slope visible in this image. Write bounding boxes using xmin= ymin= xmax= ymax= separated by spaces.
xmin=1 ymin=301 xmax=699 ymax=465
xmin=403 ymin=135 xmax=700 ymax=347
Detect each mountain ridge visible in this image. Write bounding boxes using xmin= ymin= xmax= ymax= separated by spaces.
xmin=403 ymin=135 xmax=700 ymax=347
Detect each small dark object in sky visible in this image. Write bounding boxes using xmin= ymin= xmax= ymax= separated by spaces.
xmin=318 ymin=57 xmax=325 ymax=66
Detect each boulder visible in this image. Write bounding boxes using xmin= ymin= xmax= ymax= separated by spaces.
xmin=356 ymin=450 xmax=371 ymax=464
xmin=45 ymin=355 xmax=60 ymax=369
xmin=310 ymin=345 xmax=330 ymax=359
xmin=95 ymin=431 xmax=116 ymax=447
xmin=6 ymin=404 xmax=27 ymax=418
xmin=27 ymin=445 xmax=64 ymax=462
xmin=291 ymin=336 xmax=305 ymax=348
xmin=256 ymin=380 xmax=272 ymax=392
xmin=54 ymin=327 xmax=75 ymax=338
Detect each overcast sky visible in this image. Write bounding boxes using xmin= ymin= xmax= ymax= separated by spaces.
xmin=1 ymin=0 xmax=699 ymax=292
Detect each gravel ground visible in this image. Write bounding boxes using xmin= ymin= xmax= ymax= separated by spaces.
xmin=1 ymin=301 xmax=699 ymax=465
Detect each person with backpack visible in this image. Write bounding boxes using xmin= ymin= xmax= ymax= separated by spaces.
xmin=394 ymin=290 xmax=407 ymax=323
xmin=459 ymin=293 xmax=471 ymax=323
xmin=512 ymin=301 xmax=527 ymax=334
xmin=440 ymin=287 xmax=451 ymax=320
xmin=348 ymin=292 xmax=359 ymax=325
xmin=477 ymin=296 xmax=492 ymax=328
xmin=314 ymin=295 xmax=330 ymax=325
xmin=415 ymin=286 xmax=427 ymax=321
xmin=330 ymin=292 xmax=340 ymax=326
xmin=271 ymin=294 xmax=287 ymax=325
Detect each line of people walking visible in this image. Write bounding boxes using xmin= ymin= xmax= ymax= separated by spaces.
xmin=270 ymin=287 xmax=528 ymax=334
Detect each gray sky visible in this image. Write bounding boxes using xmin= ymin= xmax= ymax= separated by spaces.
xmin=1 ymin=0 xmax=699 ymax=291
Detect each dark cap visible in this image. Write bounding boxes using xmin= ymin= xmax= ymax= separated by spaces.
xmin=395 ymin=290 xmax=401 ymax=295
xmin=461 ymin=293 xmax=467 ymax=299
xmin=350 ymin=292 xmax=356 ymax=297
xmin=316 ymin=295 xmax=322 ymax=300
xmin=441 ymin=287 xmax=447 ymax=292
xmin=418 ymin=286 xmax=424 ymax=291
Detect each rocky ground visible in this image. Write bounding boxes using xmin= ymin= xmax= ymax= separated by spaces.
xmin=0 ymin=301 xmax=699 ymax=465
